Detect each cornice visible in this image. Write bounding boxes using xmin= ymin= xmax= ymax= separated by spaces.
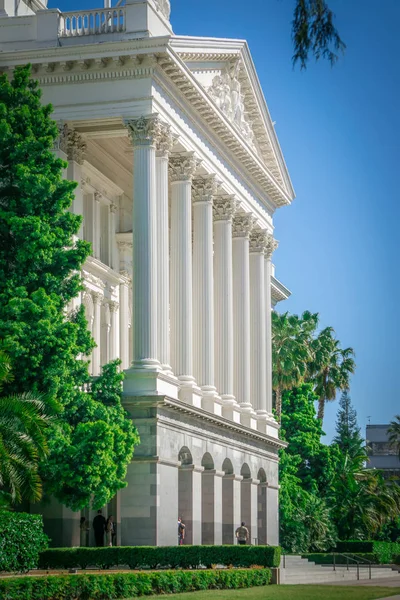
xmin=271 ymin=276 xmax=291 ymax=303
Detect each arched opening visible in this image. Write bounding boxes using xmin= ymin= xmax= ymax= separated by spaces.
xmin=240 ymin=463 xmax=253 ymax=543
xmin=222 ymin=458 xmax=236 ymax=544
xmin=178 ymin=447 xmax=202 ymax=545
xmin=201 ymin=453 xmax=217 ymax=544
xmin=257 ymin=468 xmax=267 ymax=545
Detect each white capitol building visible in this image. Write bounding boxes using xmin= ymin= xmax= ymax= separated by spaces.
xmin=0 ymin=0 xmax=294 ymax=547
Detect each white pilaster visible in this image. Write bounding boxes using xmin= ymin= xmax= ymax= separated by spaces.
xmin=109 ymin=203 xmax=118 ymax=271
xmin=109 ymin=301 xmax=120 ymax=361
xmin=232 ymin=214 xmax=256 ymax=428
xmin=119 ymin=276 xmax=130 ymax=370
xmin=156 ymin=125 xmax=173 ymax=372
xmin=169 ymin=153 xmax=201 ymax=407
xmin=213 ymin=195 xmax=241 ymax=423
xmin=249 ymin=230 xmax=268 ymax=430
xmin=93 ymin=192 xmax=101 ymax=261
xmin=92 ymin=291 xmax=103 ymax=376
xmin=192 ymin=175 xmax=220 ymax=415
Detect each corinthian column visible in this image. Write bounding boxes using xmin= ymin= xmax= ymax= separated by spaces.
xmin=125 ymin=116 xmax=160 ymax=370
xmin=92 ymin=291 xmax=103 ymax=376
xmin=156 ymin=124 xmax=173 ymax=372
xmin=249 ymin=230 xmax=268 ymax=430
xmin=192 ymin=175 xmax=220 ymax=414
xmin=265 ymin=234 xmax=279 ymax=425
xmin=169 ymin=153 xmax=201 ymax=406
xmin=213 ymin=195 xmax=241 ymax=423
xmin=232 ymin=213 xmax=256 ymax=428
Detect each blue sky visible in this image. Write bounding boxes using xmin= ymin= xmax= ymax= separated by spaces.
xmin=50 ymin=0 xmax=400 ymax=441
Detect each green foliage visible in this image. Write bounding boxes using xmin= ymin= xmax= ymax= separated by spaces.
xmin=38 ymin=545 xmax=280 ymax=570
xmin=333 ymin=390 xmax=363 ymax=456
xmin=0 ymin=66 xmax=139 ymax=511
xmin=42 ymin=360 xmax=139 ymax=510
xmin=335 ymin=541 xmax=400 ymax=564
xmin=0 ymin=511 xmax=48 ymax=572
xmin=388 ymin=416 xmax=400 ymax=458
xmin=292 ymin=0 xmax=346 ymax=69
xmin=0 ymin=569 xmax=272 ymax=599
xmin=0 ymin=347 xmax=57 ymax=504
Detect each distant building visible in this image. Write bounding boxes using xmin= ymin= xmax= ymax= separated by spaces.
xmin=366 ymin=425 xmax=400 ymax=477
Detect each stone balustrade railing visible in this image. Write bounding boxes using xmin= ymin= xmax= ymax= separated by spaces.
xmin=59 ymin=8 xmax=125 ymax=37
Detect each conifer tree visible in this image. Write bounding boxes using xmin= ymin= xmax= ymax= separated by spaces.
xmin=333 ymin=389 xmax=363 ymax=455
xmin=0 ymin=65 xmax=138 ymax=510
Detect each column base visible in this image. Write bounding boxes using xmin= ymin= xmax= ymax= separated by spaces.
xmin=221 ymin=396 xmax=242 ymax=424
xmin=256 ymin=411 xmax=280 ymax=438
xmin=201 ymin=387 xmax=223 ymax=416
xmin=178 ymin=377 xmax=203 ymax=408
xmin=239 ymin=404 xmax=258 ymax=429
xmin=123 ymin=366 xmax=179 ymax=399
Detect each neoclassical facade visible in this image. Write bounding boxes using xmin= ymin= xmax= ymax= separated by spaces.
xmin=0 ymin=0 xmax=293 ymax=547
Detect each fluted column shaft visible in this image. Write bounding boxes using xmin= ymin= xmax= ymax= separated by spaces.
xmin=126 ymin=116 xmax=160 ymax=368
xmin=232 ymin=214 xmax=254 ymax=409
xmin=265 ymin=235 xmax=279 ymax=416
xmin=250 ymin=231 xmax=268 ymax=413
xmin=92 ymin=292 xmax=102 ymax=376
xmin=193 ymin=176 xmax=217 ymax=391
xmin=110 ymin=301 xmax=120 ymax=361
xmin=169 ymin=154 xmax=197 ymax=381
xmin=119 ymin=279 xmax=130 ymax=370
xmin=213 ymin=196 xmax=237 ymax=400
xmin=156 ymin=126 xmax=173 ymax=371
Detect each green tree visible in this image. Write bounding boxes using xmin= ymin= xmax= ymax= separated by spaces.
xmin=309 ymin=327 xmax=355 ymax=424
xmin=388 ymin=416 xmax=400 ymax=458
xmin=333 ymin=389 xmax=362 ymax=456
xmin=292 ymin=0 xmax=346 ymax=68
xmin=0 ymin=348 xmax=55 ymax=505
xmin=0 ymin=65 xmax=139 ymax=510
xmin=272 ymin=310 xmax=317 ymax=420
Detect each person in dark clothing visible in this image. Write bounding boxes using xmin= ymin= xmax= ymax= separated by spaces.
xmin=93 ymin=509 xmax=106 ymax=547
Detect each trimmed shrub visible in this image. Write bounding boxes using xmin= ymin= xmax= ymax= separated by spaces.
xmin=394 ymin=554 xmax=400 ymax=565
xmin=0 ymin=511 xmax=48 ymax=573
xmin=302 ymin=553 xmax=377 ymax=565
xmin=335 ymin=541 xmax=400 ymax=564
xmin=0 ymin=568 xmax=272 ymax=599
xmin=38 ymin=545 xmax=280 ymax=571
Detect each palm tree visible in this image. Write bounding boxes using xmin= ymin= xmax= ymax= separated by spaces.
xmin=388 ymin=416 xmax=400 ymax=458
xmin=0 ymin=348 xmax=55 ymax=504
xmin=310 ymin=327 xmax=355 ymax=424
xmin=272 ymin=310 xmax=318 ymax=420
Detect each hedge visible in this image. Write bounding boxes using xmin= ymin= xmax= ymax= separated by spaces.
xmin=394 ymin=555 xmax=400 ymax=565
xmin=335 ymin=541 xmax=400 ymax=564
xmin=0 ymin=511 xmax=48 ymax=573
xmin=302 ymin=553 xmax=377 ymax=565
xmin=0 ymin=568 xmax=272 ymax=600
xmin=38 ymin=545 xmax=280 ymax=570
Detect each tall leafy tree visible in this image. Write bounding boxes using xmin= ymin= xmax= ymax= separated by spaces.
xmin=388 ymin=416 xmax=400 ymax=458
xmin=272 ymin=310 xmax=317 ymax=419
xmin=0 ymin=348 xmax=55 ymax=505
xmin=292 ymin=0 xmax=346 ymax=68
xmin=309 ymin=327 xmax=355 ymax=424
xmin=0 ymin=65 xmax=139 ymax=510
xmin=333 ymin=389 xmax=362 ymax=456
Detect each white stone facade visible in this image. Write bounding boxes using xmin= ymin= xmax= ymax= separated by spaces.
xmin=0 ymin=0 xmax=293 ymax=547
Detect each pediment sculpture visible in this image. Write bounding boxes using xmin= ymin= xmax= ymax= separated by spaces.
xmin=208 ymin=60 xmax=256 ymax=149
xmin=154 ymin=0 xmax=171 ymax=20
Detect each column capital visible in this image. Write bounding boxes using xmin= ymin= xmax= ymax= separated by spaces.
xmin=213 ymin=195 xmax=239 ymax=222
xmin=92 ymin=291 xmax=104 ymax=305
xmin=110 ymin=203 xmax=118 ymax=214
xmin=125 ymin=114 xmax=162 ymax=147
xmin=109 ymin=300 xmax=119 ymax=313
xmin=169 ymin=152 xmax=199 ymax=182
xmin=232 ymin=213 xmax=255 ymax=238
xmin=57 ymin=123 xmax=86 ymax=164
xmin=265 ymin=234 xmax=279 ymax=259
xmin=156 ymin=123 xmax=174 ymax=158
xmin=192 ymin=174 xmax=219 ymax=204
xmin=249 ymin=229 xmax=268 ymax=254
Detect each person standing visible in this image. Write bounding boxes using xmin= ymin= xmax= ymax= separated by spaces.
xmin=93 ymin=509 xmax=106 ymax=547
xmin=105 ymin=515 xmax=114 ymax=547
xmin=178 ymin=517 xmax=186 ymax=545
xmin=235 ymin=522 xmax=250 ymax=545
xmin=80 ymin=516 xmax=89 ymax=547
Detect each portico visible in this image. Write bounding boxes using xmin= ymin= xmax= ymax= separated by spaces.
xmin=0 ymin=0 xmax=293 ymax=547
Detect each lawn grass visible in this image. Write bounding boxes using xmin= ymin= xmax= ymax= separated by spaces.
xmin=147 ymin=586 xmax=400 ymax=600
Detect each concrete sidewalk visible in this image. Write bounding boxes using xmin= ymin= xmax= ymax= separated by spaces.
xmin=321 ymin=576 xmax=400 ymax=588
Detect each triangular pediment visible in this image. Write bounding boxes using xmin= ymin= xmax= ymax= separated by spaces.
xmin=170 ymin=37 xmax=294 ymax=199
